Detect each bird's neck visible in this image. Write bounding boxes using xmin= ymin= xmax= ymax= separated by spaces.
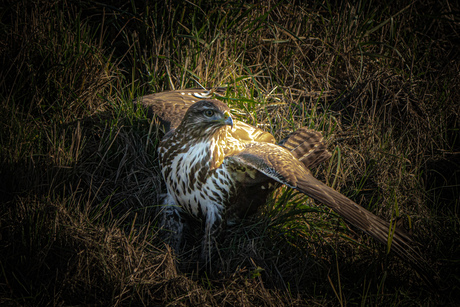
xmin=208 ymin=131 xmax=226 ymax=170
xmin=173 ymin=126 xmax=229 ymax=171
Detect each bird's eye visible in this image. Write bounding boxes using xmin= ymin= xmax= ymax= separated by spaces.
xmin=204 ymin=110 xmax=214 ymax=117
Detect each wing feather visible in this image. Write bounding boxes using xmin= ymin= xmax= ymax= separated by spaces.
xmin=229 ymin=142 xmax=434 ymax=283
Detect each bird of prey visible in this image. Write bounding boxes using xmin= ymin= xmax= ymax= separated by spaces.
xmin=135 ymin=88 xmax=431 ymax=279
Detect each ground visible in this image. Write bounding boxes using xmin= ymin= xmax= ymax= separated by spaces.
xmin=0 ymin=0 xmax=459 ymax=305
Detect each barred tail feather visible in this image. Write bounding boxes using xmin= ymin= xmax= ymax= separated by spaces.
xmin=280 ymin=127 xmax=332 ymax=169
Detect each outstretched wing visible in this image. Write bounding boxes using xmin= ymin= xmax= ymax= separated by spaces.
xmin=228 ymin=142 xmax=432 ymax=280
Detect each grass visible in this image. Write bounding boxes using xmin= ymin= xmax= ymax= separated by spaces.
xmin=1 ymin=0 xmax=459 ymax=305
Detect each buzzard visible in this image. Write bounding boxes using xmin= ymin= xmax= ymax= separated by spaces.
xmin=135 ymin=88 xmax=431 ymax=278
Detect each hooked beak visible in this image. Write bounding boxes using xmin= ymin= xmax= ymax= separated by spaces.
xmin=223 ymin=111 xmax=233 ymax=129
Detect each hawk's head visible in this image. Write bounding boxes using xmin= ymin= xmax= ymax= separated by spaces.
xmin=179 ymin=100 xmax=233 ymax=137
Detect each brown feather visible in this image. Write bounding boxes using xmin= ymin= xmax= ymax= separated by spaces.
xmin=280 ymin=127 xmax=332 ymax=168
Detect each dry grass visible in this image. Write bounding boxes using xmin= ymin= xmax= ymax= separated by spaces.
xmin=1 ymin=0 xmax=459 ymax=305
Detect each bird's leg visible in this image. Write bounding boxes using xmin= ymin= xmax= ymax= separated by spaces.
xmin=200 ymin=209 xmax=222 ymax=267
xmin=160 ymin=194 xmax=185 ymax=253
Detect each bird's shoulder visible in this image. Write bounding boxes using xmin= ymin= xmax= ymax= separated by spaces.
xmin=231 ymin=120 xmax=276 ymax=144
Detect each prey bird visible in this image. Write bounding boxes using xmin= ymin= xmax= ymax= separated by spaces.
xmin=135 ymin=88 xmax=433 ymax=282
